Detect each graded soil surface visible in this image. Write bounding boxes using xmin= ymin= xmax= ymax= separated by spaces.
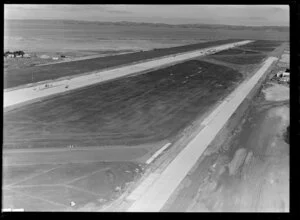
xmin=3 ymin=161 xmax=143 ymax=211
xmin=3 ymin=60 xmax=242 ymax=149
xmin=238 ymin=40 xmax=283 ymax=52
xmin=208 ymin=54 xmax=267 ymax=65
xmin=213 ymin=48 xmax=260 ymax=56
xmin=162 ymin=47 xmax=289 ymax=212
xmin=4 ymin=39 xmax=239 ymax=89
xmin=164 ymin=83 xmax=290 ymax=212
xmin=207 ymin=40 xmax=283 ymax=65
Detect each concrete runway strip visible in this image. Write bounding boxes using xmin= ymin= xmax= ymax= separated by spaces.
xmin=126 ymin=56 xmax=278 ymax=212
xmin=4 ymin=40 xmax=251 ymax=109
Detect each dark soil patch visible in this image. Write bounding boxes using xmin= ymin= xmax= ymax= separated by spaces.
xmin=208 ymin=55 xmax=266 ymax=65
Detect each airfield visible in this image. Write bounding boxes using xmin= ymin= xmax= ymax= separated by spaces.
xmin=4 ymin=39 xmax=239 ymax=89
xmin=2 ymin=40 xmax=286 ymax=211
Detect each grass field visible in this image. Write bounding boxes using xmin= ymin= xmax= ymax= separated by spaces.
xmin=4 ymin=39 xmax=240 ymax=89
xmin=207 ymin=54 xmax=267 ymax=65
xmin=238 ymin=40 xmax=283 ymax=52
xmin=4 ymin=60 xmax=243 ymax=149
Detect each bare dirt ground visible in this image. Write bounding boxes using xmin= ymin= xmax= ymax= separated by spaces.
xmin=262 ymin=82 xmax=289 ymax=101
xmin=2 ymin=161 xmax=143 ymax=211
xmin=162 ymin=42 xmax=289 ymax=212
xmin=2 ymin=140 xmax=172 ymax=211
xmin=163 ymin=82 xmax=289 ymax=212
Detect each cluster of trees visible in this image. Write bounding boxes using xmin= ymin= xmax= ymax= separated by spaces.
xmin=4 ymin=50 xmax=25 ymax=57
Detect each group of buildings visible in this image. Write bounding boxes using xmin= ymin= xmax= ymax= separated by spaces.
xmin=275 ymin=68 xmax=290 ymax=83
xmin=4 ymin=50 xmax=30 ymax=58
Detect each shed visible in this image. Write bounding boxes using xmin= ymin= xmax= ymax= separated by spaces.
xmin=282 ymin=71 xmax=290 ymax=77
xmin=276 ymin=71 xmax=284 ymax=77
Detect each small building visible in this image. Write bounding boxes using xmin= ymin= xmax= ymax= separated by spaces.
xmin=276 ymin=69 xmax=289 ymax=78
xmin=40 ymin=54 xmax=50 ymax=59
xmin=23 ymin=54 xmax=31 ymax=58
xmin=282 ymin=71 xmax=290 ymax=77
xmin=6 ymin=54 xmax=14 ymax=58
xmin=275 ymin=68 xmax=290 ymax=84
xmin=52 ymin=57 xmax=59 ymax=60
xmin=4 ymin=50 xmax=26 ymax=58
xmin=4 ymin=51 xmax=14 ymax=58
xmin=280 ymin=77 xmax=289 ymax=83
xmin=276 ymin=71 xmax=284 ymax=77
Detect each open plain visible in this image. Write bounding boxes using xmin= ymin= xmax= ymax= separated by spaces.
xmin=3 ymin=39 xmax=287 ymax=211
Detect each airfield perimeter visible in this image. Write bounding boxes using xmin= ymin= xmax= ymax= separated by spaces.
xmin=3 ymin=40 xmax=285 ymax=211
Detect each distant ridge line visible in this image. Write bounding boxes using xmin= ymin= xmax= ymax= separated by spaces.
xmin=6 ymin=19 xmax=289 ymax=31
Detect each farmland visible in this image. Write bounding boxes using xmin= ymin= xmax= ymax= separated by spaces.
xmin=4 ymin=39 xmax=240 ymax=89
xmin=3 ymin=60 xmax=243 ymax=149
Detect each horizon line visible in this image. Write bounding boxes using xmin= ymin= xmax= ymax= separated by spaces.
xmin=5 ymin=18 xmax=289 ymax=28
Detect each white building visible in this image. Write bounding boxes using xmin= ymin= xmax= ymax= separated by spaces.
xmin=276 ymin=70 xmax=290 ymax=78
xmin=282 ymin=71 xmax=290 ymax=77
xmin=40 ymin=54 xmax=50 ymax=59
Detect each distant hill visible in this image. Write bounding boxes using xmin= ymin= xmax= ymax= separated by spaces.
xmin=7 ymin=19 xmax=289 ymax=32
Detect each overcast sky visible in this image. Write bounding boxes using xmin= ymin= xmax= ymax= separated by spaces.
xmin=4 ymin=4 xmax=289 ymax=26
